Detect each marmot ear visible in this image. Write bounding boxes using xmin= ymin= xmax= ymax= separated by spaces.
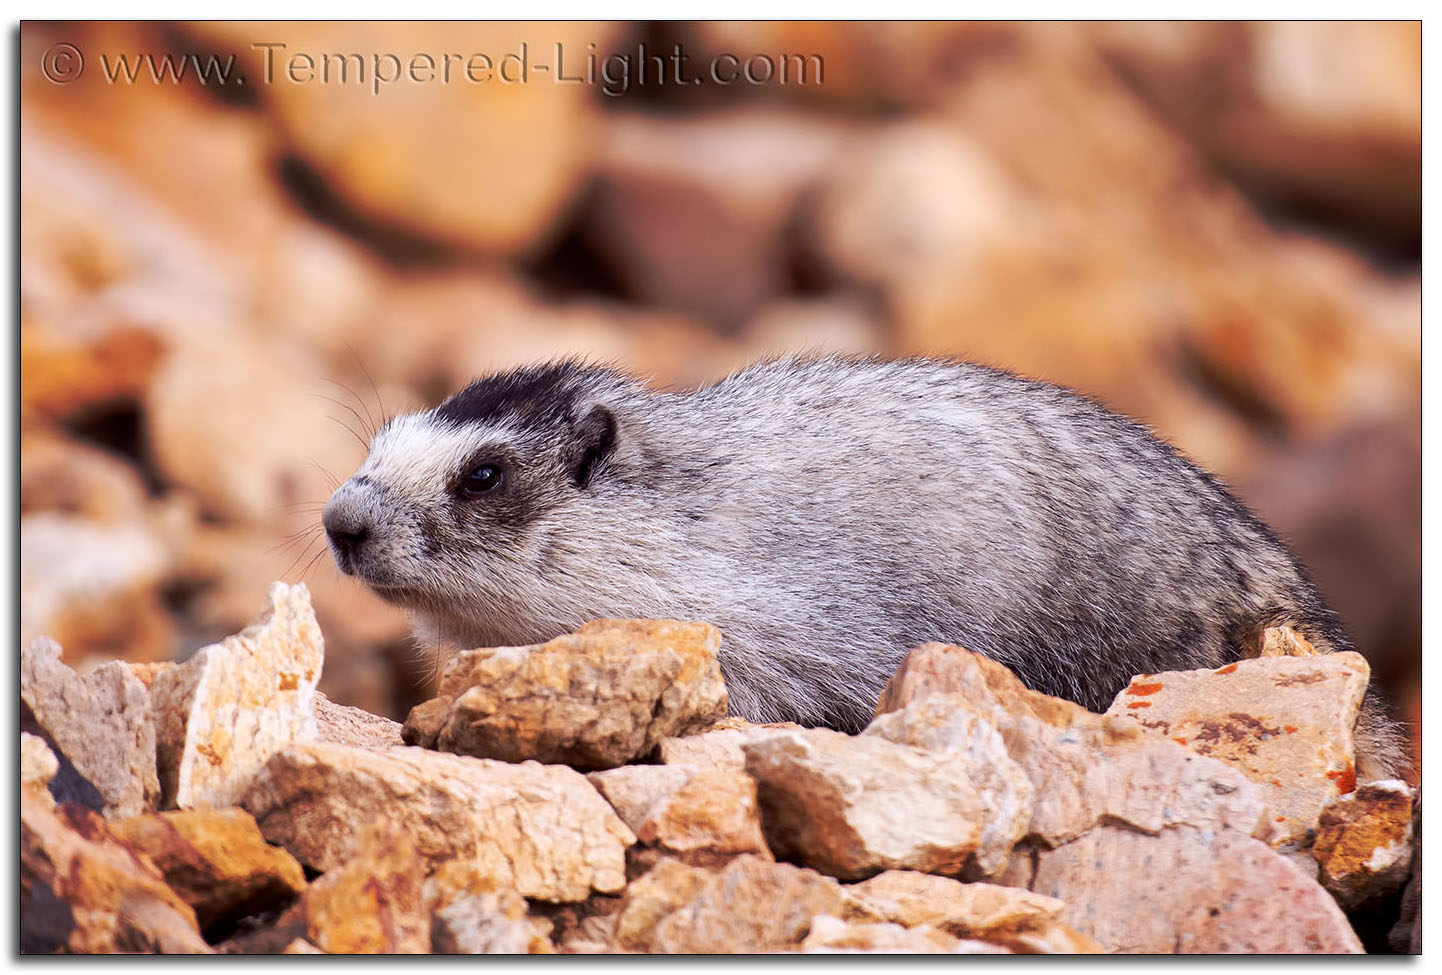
xmin=566 ymin=404 xmax=618 ymax=489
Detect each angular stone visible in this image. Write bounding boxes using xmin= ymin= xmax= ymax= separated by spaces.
xmin=403 ymin=619 xmax=727 ymax=770
xmin=109 ymin=807 xmax=306 ymax=931
xmin=1312 ymin=779 xmax=1414 ymax=909
xmin=314 ymin=691 xmax=403 ymax=749
xmin=1106 ymin=652 xmax=1370 ymax=847
xmin=587 ymin=764 xmax=698 ymax=834
xmin=840 ymin=870 xmax=1098 ymax=952
xmin=241 ymin=742 xmax=633 ymax=902
xmin=150 ymin=582 xmax=323 ymax=809
xmin=283 ymin=939 xmax=323 ymax=953
xmin=1243 ymin=624 xmax=1319 ymax=658
xmin=299 ymin=820 xmax=429 ymax=954
xmin=801 ymin=914 xmax=968 ymax=953
xmin=637 ymin=769 xmax=772 ymax=868
xmin=1387 ymin=789 xmax=1421 ymax=953
xmin=21 ymin=732 xmax=59 ymax=806
xmin=427 ymin=859 xmax=553 ymax=954
xmin=21 ymin=636 xmax=159 ymax=819
xmin=656 ymin=718 xmax=802 ymax=770
xmin=875 ymin=644 xmax=1269 ymax=847
xmin=618 ymin=854 xmax=846 ymax=953
xmin=1026 ymin=825 xmax=1363 ymax=953
xmin=20 ymin=789 xmax=210 ymax=954
xmin=864 ymin=694 xmax=1033 ymax=875
xmin=612 ymin=858 xmax=714 ymax=952
xmin=743 ymin=727 xmax=984 ymax=881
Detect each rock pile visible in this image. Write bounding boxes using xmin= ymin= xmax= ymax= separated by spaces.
xmin=19 ymin=583 xmax=1415 ymax=954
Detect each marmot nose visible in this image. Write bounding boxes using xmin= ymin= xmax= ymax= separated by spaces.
xmin=322 ymin=504 xmax=371 ymax=562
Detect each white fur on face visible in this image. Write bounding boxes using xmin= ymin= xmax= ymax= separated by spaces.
xmin=357 ymin=413 xmax=526 ymax=497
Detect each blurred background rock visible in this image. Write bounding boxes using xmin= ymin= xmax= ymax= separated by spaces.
xmin=18 ymin=21 xmax=1419 ymax=777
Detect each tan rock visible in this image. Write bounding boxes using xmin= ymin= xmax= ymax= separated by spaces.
xmin=150 ymin=582 xmax=323 ymax=809
xmin=636 ymin=769 xmax=772 ymax=867
xmin=300 ymin=820 xmax=429 ymax=954
xmin=612 ymin=858 xmax=714 ymax=952
xmin=427 ymin=859 xmax=553 ymax=954
xmin=188 ymin=22 xmax=614 ymax=256
xmin=840 ymin=870 xmax=1097 ymax=952
xmin=656 ymin=719 xmax=802 ymax=770
xmin=1243 ymin=624 xmax=1319 ymax=658
xmin=1105 ymin=652 xmax=1370 ymax=847
xmin=864 ymin=694 xmax=1033 ymax=875
xmin=800 ymin=914 xmax=968 ymax=953
xmin=590 ymin=108 xmax=848 ymax=326
xmin=586 ymin=764 xmax=698 ymax=834
xmin=314 ymin=691 xmax=403 ymax=749
xmin=743 ymin=727 xmax=984 ymax=880
xmin=402 ymin=619 xmax=727 ymax=770
xmin=241 ymin=742 xmax=633 ymax=901
xmin=875 ymin=643 xmax=1269 ymax=847
xmin=1312 ymin=779 xmax=1414 ymax=909
xmin=20 ymin=430 xmax=150 ymax=523
xmin=20 ymin=514 xmax=173 ymax=664
xmin=1025 ymin=824 xmax=1363 ymax=953
xmin=21 ymin=732 xmax=59 ymax=806
xmin=620 ymin=854 xmax=847 ymax=953
xmin=109 ymin=807 xmax=306 ymax=931
xmin=21 ymin=636 xmax=159 ymax=819
xmin=1092 ymin=22 xmax=1420 ymax=242
xmin=20 ymin=789 xmax=210 ymax=954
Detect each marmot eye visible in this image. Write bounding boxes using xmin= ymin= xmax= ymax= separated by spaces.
xmin=461 ymin=464 xmax=504 ymax=496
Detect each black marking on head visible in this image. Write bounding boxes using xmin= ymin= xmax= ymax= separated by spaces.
xmin=432 ymin=360 xmax=613 ymax=431
xmin=565 ymin=405 xmax=617 ymax=489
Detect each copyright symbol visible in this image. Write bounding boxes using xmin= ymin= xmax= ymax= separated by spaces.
xmin=41 ymin=43 xmax=84 ymax=84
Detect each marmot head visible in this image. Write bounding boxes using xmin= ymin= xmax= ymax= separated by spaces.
xmin=321 ymin=361 xmax=636 ymax=617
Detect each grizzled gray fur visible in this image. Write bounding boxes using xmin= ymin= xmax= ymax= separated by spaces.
xmin=322 ymin=356 xmax=1408 ymax=778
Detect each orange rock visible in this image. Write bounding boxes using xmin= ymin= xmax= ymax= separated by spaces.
xmin=300 ymin=820 xmax=428 ymax=954
xmin=403 ymin=619 xmax=727 ymax=770
xmin=110 ymin=807 xmax=306 ymax=931
xmin=20 ymin=790 xmax=210 ymax=954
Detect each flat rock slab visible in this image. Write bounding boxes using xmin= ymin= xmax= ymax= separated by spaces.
xmin=240 ymin=742 xmax=634 ymax=902
xmin=314 ymin=691 xmax=403 ymax=749
xmin=21 ymin=636 xmax=159 ymax=819
xmin=1025 ymin=824 xmax=1364 ymax=953
xmin=743 ymin=727 xmax=984 ymax=881
xmin=875 ymin=643 xmax=1269 ymax=847
xmin=1106 ymin=652 xmax=1370 ymax=847
xmin=841 ymin=870 xmax=1099 ymax=952
xmin=403 ymin=619 xmax=727 ymax=770
xmin=150 ymin=582 xmax=323 ymax=809
xmin=20 ymin=789 xmax=210 ymax=954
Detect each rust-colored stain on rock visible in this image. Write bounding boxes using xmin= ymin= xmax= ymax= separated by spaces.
xmin=1214 ymin=663 xmax=1239 ymax=675
xmin=1126 ymin=701 xmax=1152 ymax=709
xmin=1125 ymin=681 xmax=1164 ymax=696
xmin=1325 ymin=762 xmax=1357 ymax=796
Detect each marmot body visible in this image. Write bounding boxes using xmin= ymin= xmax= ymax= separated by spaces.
xmin=322 ymin=356 xmax=1406 ymax=778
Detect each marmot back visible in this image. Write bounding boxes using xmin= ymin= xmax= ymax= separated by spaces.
xmin=321 ymin=356 xmax=1408 ymax=779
